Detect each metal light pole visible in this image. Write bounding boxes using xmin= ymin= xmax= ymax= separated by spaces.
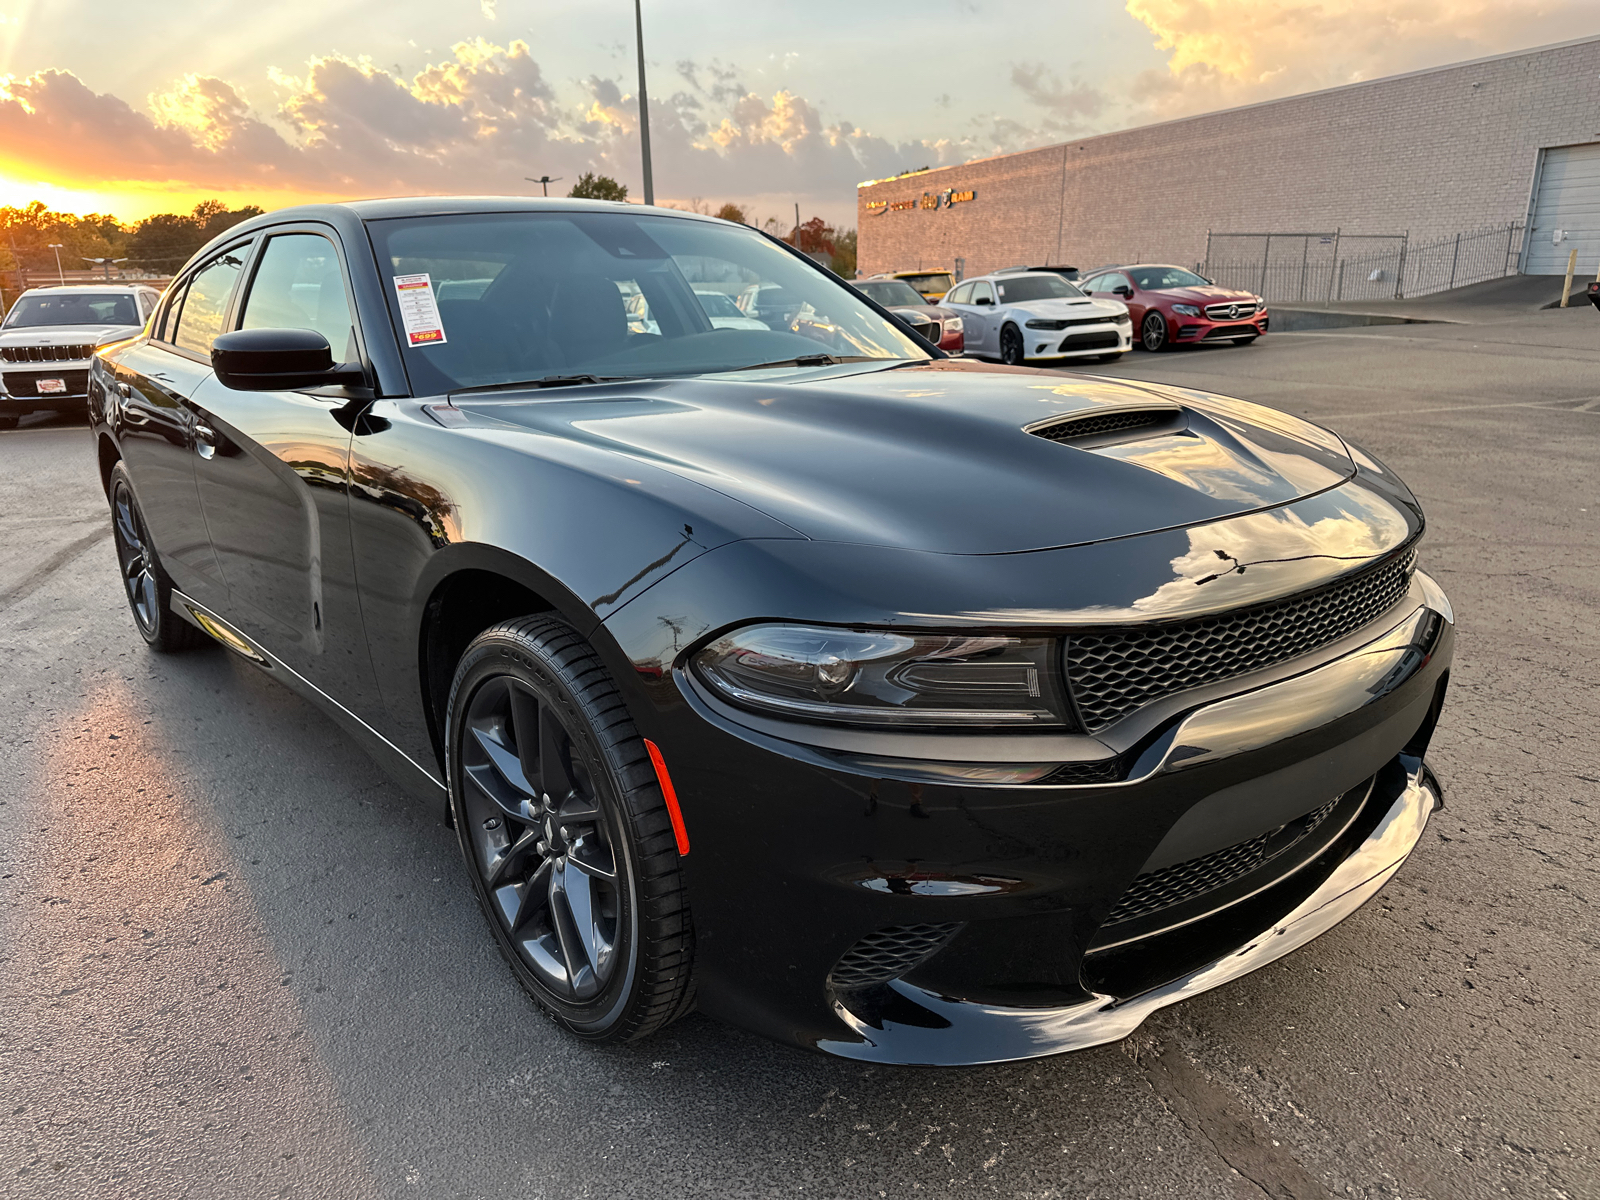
xmin=525 ymin=175 xmax=562 ymax=196
xmin=48 ymin=243 xmax=65 ymax=286
xmin=634 ymin=0 xmax=654 ymax=206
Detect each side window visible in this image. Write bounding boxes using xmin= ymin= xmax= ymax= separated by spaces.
xmin=973 ymin=281 xmax=996 ymax=305
xmin=1111 ymin=273 xmax=1134 ymax=293
xmin=239 ymin=233 xmax=358 ymax=360
xmin=1082 ymin=275 xmax=1106 ymax=292
xmin=170 ymin=245 xmax=250 ymax=357
xmin=947 ymin=281 xmax=974 ymax=305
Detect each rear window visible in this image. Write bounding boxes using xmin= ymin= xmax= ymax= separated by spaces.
xmin=3 ymin=292 xmax=140 ymax=328
xmin=856 ymin=280 xmax=929 ymax=307
xmin=897 ymin=273 xmax=953 ymax=295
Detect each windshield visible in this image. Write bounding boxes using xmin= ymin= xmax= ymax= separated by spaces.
xmin=856 ymin=280 xmax=929 ymax=307
xmin=3 ymin=292 xmax=140 ymax=328
xmin=994 ymin=275 xmax=1084 ymax=304
xmin=1129 ymin=266 xmax=1210 ymax=289
xmin=897 ymin=272 xmax=953 ymax=295
xmin=367 ymin=211 xmax=927 ymax=392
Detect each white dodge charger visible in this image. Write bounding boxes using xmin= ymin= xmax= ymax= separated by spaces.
xmin=942 ymin=269 xmax=1131 ymax=366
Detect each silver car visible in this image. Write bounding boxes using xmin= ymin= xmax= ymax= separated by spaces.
xmin=0 ymin=285 xmax=159 ymax=428
xmin=943 ymin=270 xmax=1130 ymax=366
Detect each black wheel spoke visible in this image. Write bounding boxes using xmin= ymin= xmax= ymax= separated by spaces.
xmin=507 ymin=856 xmax=554 ymax=936
xmin=538 ymin=703 xmax=575 ymax=802
xmin=549 ymin=862 xmax=592 ymax=994
xmin=507 ymin=682 xmax=544 ymax=796
xmin=485 ymin=823 xmax=542 ymax=887
xmin=567 ymin=832 xmax=616 ymax=881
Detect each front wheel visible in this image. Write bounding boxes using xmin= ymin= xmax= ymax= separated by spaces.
xmin=999 ymin=324 xmax=1027 ymax=366
xmin=446 ymin=616 xmax=694 ymax=1043
xmin=1140 ymin=312 xmax=1168 ymax=351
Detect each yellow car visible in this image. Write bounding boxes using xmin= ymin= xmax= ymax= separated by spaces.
xmin=880 ymin=270 xmax=955 ymax=303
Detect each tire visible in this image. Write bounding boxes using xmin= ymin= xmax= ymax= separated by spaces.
xmin=446 ymin=616 xmax=694 ymax=1043
xmin=1140 ymin=312 xmax=1168 ymax=352
xmin=999 ymin=324 xmax=1027 ymax=366
xmin=1233 ymin=335 xmax=1258 ymax=346
xmin=1096 ymin=352 xmax=1125 ymax=363
xmin=107 ymin=462 xmax=208 ymax=652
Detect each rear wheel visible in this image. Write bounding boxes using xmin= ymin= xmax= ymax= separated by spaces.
xmin=1140 ymin=312 xmax=1168 ymax=352
xmin=107 ymin=463 xmax=207 ymax=652
xmin=999 ymin=324 xmax=1026 ymax=366
xmin=446 ymin=616 xmax=694 ymax=1043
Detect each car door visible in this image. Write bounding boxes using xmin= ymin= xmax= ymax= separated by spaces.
xmin=185 ymin=227 xmax=383 ymax=714
xmin=1094 ymin=272 xmax=1143 ymax=324
xmin=968 ymin=280 xmax=998 ymax=356
xmin=108 ymin=245 xmax=252 ymax=607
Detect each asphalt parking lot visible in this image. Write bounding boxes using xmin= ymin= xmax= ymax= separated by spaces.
xmin=2 ymin=308 xmax=1596 ymax=1200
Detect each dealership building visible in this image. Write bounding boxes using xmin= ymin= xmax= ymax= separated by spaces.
xmin=857 ymin=36 xmax=1600 ymax=301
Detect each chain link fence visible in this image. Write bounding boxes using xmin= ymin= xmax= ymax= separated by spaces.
xmin=1200 ymin=224 xmax=1525 ymax=304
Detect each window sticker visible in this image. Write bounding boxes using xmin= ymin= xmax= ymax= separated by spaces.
xmin=394 ymin=273 xmax=447 ymax=346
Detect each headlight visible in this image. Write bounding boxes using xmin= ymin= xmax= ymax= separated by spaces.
xmin=691 ymin=623 xmax=1070 ymax=728
xmin=1024 ymin=318 xmax=1068 ymax=330
xmin=943 ymin=316 xmax=963 ymax=333
xmin=1171 ymin=304 xmax=1201 ymax=316
xmin=1112 ymin=312 xmax=1132 ymax=326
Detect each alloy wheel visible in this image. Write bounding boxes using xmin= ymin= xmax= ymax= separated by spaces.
xmin=1000 ymin=325 xmax=1025 ymax=365
xmin=458 ymin=674 xmax=624 ymax=1002
xmin=112 ymin=481 xmax=159 ymax=636
xmin=1141 ymin=312 xmax=1167 ymax=351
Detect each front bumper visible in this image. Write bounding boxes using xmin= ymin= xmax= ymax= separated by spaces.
xmin=650 ymin=573 xmax=1452 ymax=1064
xmin=1029 ymin=322 xmax=1132 ymax=360
xmin=1172 ymin=310 xmax=1269 ymax=344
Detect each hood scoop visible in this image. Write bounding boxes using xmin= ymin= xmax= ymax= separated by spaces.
xmin=1026 ymin=402 xmax=1184 ymax=447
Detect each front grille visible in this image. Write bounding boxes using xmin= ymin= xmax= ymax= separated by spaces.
xmin=1041 ymin=757 xmax=1125 ymax=785
xmin=1104 ymin=796 xmax=1340 ymax=926
xmin=2 ymin=369 xmax=90 ymax=398
xmin=829 ymin=923 xmax=962 ymax=990
xmin=1058 ymin=331 xmax=1121 ymax=352
xmin=1067 ymin=550 xmax=1416 ymax=731
xmin=1204 ymin=301 xmax=1258 ymax=320
xmin=1031 ymin=407 xmax=1175 ymax=443
xmin=1 ymin=344 xmax=95 ymax=363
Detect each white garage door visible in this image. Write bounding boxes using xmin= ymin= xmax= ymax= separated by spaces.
xmin=1526 ymin=143 xmax=1600 ymax=274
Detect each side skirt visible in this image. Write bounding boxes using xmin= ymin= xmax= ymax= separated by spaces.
xmin=170 ymin=589 xmax=446 ymax=806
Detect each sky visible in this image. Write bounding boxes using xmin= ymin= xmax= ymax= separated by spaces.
xmin=1 ymin=0 xmax=1597 ymax=228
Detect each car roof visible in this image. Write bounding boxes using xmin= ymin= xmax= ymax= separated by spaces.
xmin=20 ymin=283 xmax=153 ymax=295
xmin=224 ymin=196 xmax=735 ymax=235
xmin=890 ymin=269 xmax=952 ymax=277
xmin=962 ymin=270 xmax=1068 ymax=284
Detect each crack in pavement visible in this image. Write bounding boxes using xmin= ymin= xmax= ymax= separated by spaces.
xmin=1124 ymin=1034 xmax=1336 ymax=1200
xmin=0 ymin=525 xmax=112 ymax=612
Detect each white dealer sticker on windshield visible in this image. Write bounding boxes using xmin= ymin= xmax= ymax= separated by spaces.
xmin=394 ymin=273 xmax=447 ymax=346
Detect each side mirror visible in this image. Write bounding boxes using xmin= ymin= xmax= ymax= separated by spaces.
xmin=975 ymin=296 xmax=993 ymax=306
xmin=1113 ymin=286 xmax=1133 ymax=299
xmin=212 ymin=328 xmax=365 ymax=391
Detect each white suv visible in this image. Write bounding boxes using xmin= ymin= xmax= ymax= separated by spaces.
xmin=942 ymin=270 xmax=1131 ymax=366
xmin=0 ymin=284 xmax=159 ymax=428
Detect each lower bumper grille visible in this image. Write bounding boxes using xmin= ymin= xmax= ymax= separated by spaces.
xmin=1104 ymin=796 xmax=1340 ymax=926
xmin=1058 ymin=331 xmax=1121 ymax=352
xmin=830 ymin=923 xmax=962 ymax=990
xmin=2 ymin=369 xmax=90 ymax=398
xmin=1203 ymin=323 xmax=1260 ymax=340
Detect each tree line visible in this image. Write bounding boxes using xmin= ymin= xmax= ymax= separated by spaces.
xmin=1 ymin=179 xmax=857 ymax=281
xmin=1 ymin=199 xmax=264 ymax=277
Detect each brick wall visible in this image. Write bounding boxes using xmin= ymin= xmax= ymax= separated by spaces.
xmin=859 ymin=37 xmax=1600 ymax=279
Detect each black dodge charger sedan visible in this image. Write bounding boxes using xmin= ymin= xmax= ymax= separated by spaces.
xmin=88 ymin=198 xmax=1452 ymax=1065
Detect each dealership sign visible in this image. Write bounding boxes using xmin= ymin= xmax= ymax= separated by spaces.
xmin=866 ymin=188 xmax=976 ymax=216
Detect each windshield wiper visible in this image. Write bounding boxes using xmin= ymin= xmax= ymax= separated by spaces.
xmin=451 ymin=374 xmax=617 ymax=396
xmin=713 ymin=353 xmax=884 ymax=373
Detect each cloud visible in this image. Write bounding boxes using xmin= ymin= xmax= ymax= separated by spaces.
xmin=0 ymin=40 xmax=982 ymax=223
xmin=1125 ymin=0 xmax=1599 ymax=116
xmin=1009 ymin=63 xmax=1106 ymax=131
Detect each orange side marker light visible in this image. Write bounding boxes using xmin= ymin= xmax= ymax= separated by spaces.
xmin=644 ymin=739 xmax=690 ymax=856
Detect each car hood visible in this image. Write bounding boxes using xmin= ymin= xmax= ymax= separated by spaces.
xmin=455 ymin=359 xmax=1354 ymax=554
xmin=1154 ymin=286 xmax=1258 ymax=305
xmin=0 ymin=323 xmax=142 ymax=347
xmin=1007 ymin=297 xmax=1125 ymax=319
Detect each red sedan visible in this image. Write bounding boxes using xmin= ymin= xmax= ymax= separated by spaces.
xmin=1081 ymin=265 xmax=1268 ymax=352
